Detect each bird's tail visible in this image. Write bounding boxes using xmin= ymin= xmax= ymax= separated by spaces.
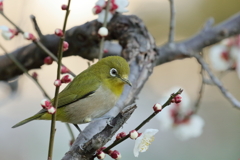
xmin=12 ymin=113 xmax=42 ymax=128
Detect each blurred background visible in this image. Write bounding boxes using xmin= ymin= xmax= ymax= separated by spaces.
xmin=0 ymin=0 xmax=240 ymax=160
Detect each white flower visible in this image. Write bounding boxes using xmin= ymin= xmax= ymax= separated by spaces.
xmin=133 ymin=129 xmax=158 ymax=157
xmin=157 ymin=88 xmax=204 ymax=140
xmin=0 ymin=25 xmax=16 ymax=40
xmin=94 ymin=0 xmax=129 ymax=23
xmin=97 ymin=10 xmax=113 ymax=23
xmin=209 ymin=44 xmax=232 ymax=71
xmin=115 ymin=0 xmax=129 ymax=13
xmin=174 ymin=115 xmax=204 ymax=140
xmin=98 ymin=27 xmax=108 ymax=36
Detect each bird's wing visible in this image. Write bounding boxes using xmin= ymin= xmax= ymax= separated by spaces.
xmin=38 ymin=71 xmax=101 ymax=114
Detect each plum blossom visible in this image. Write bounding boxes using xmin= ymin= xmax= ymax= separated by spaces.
xmin=93 ymin=0 xmax=129 ymax=23
xmin=0 ymin=25 xmax=18 ymax=40
xmin=157 ymin=88 xmax=204 ymax=141
xmin=133 ymin=129 xmax=158 ymax=157
xmin=209 ymin=35 xmax=240 ymax=78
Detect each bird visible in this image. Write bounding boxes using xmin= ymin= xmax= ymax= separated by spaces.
xmin=12 ymin=56 xmax=131 ymax=129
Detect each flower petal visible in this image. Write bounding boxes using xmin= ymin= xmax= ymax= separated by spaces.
xmin=133 ymin=129 xmax=158 ymax=157
xmin=97 ymin=10 xmax=113 ymax=23
xmin=174 ymin=115 xmax=204 ymax=140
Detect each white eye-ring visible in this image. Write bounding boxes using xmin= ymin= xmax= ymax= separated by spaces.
xmin=110 ymin=68 xmax=118 ymax=77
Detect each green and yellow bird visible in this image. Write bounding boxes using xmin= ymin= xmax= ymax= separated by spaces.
xmin=12 ymin=56 xmax=131 ymax=128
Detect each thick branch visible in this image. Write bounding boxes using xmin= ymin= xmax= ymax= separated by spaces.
xmin=156 ymin=12 xmax=240 ymax=65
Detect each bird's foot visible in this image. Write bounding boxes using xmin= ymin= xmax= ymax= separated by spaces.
xmin=73 ymin=124 xmax=82 ymax=133
xmin=92 ymin=116 xmax=114 ymax=127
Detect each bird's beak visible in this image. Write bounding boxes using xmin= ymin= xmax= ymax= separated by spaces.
xmin=119 ymin=75 xmax=132 ymax=86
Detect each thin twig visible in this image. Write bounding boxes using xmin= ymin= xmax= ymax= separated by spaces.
xmin=0 ymin=11 xmax=76 ymax=77
xmin=98 ymin=0 xmax=111 ymax=60
xmin=194 ymin=54 xmax=240 ymax=109
xmin=168 ymin=0 xmax=175 ymax=43
xmin=194 ymin=52 xmax=205 ymax=112
xmin=103 ymin=89 xmax=183 ymax=152
xmin=0 ymin=43 xmax=50 ymax=98
xmin=48 ymin=1 xmax=71 ymax=159
xmin=30 ymin=15 xmax=43 ymax=38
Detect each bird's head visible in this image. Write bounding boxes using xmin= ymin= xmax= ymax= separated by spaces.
xmin=96 ymin=56 xmax=132 ymax=87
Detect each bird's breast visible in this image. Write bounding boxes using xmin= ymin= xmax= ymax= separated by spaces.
xmin=60 ymin=85 xmax=119 ymax=124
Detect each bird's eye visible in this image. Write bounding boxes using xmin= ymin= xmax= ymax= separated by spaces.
xmin=110 ymin=68 xmax=118 ymax=77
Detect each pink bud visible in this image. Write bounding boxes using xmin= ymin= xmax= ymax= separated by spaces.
xmin=61 ymin=74 xmax=74 ymax=83
xmin=96 ymin=151 xmax=106 ymax=159
xmin=54 ymin=79 xmax=62 ymax=87
xmin=48 ymin=107 xmax=56 ymax=114
xmin=92 ymin=5 xmax=102 ymax=15
xmin=55 ymin=28 xmax=63 ymax=37
xmin=116 ymin=132 xmax=127 ymax=140
xmin=0 ymin=0 xmax=3 ymax=11
xmin=61 ymin=4 xmax=68 ymax=10
xmin=40 ymin=99 xmax=52 ymax=109
xmin=98 ymin=27 xmax=108 ymax=37
xmin=109 ymin=0 xmax=118 ymax=12
xmin=63 ymin=41 xmax=69 ymax=51
xmin=153 ymin=103 xmax=162 ymax=112
xmin=44 ymin=56 xmax=53 ymax=65
xmin=129 ymin=130 xmax=139 ymax=140
xmin=23 ymin=32 xmax=36 ymax=40
xmin=171 ymin=95 xmax=182 ymax=104
xmin=32 ymin=72 xmax=38 ymax=79
xmin=61 ymin=66 xmax=70 ymax=74
xmin=109 ymin=150 xmax=121 ymax=160
xmin=0 ymin=26 xmax=17 ymax=40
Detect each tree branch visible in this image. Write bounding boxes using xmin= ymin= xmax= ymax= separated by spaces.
xmin=194 ymin=54 xmax=240 ymax=109
xmin=168 ymin=0 xmax=175 ymax=43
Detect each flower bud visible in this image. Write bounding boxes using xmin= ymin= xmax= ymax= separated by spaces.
xmin=61 ymin=74 xmax=74 ymax=83
xmin=98 ymin=27 xmax=108 ymax=37
xmin=55 ymin=28 xmax=63 ymax=37
xmin=32 ymin=72 xmax=38 ymax=80
xmin=153 ymin=103 xmax=162 ymax=112
xmin=129 ymin=130 xmax=139 ymax=140
xmin=116 ymin=132 xmax=127 ymax=140
xmin=40 ymin=99 xmax=51 ymax=109
xmin=63 ymin=41 xmax=69 ymax=51
xmin=61 ymin=66 xmax=70 ymax=74
xmin=61 ymin=4 xmax=68 ymax=10
xmin=92 ymin=5 xmax=102 ymax=15
xmin=23 ymin=32 xmax=36 ymax=40
xmin=48 ymin=107 xmax=56 ymax=114
xmin=54 ymin=79 xmax=62 ymax=87
xmin=44 ymin=56 xmax=53 ymax=65
xmin=96 ymin=151 xmax=106 ymax=159
xmin=109 ymin=150 xmax=121 ymax=160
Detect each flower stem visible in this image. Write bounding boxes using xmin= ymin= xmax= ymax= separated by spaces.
xmin=47 ymin=1 xmax=71 ymax=159
xmin=103 ymin=89 xmax=183 ymax=152
xmin=98 ymin=0 xmax=111 ymax=60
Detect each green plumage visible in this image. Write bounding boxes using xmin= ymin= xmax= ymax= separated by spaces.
xmin=12 ymin=56 xmax=131 ymax=128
